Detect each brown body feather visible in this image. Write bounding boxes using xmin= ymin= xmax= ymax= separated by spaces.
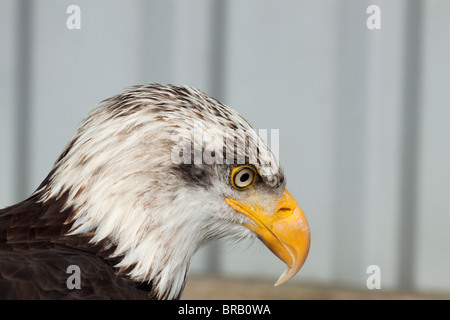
xmin=0 ymin=177 xmax=157 ymax=299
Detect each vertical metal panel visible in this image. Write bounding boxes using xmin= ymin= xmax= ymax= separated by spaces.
xmin=208 ymin=0 xmax=227 ymax=102
xmin=415 ymin=0 xmax=450 ymax=291
xmin=362 ymin=0 xmax=405 ymax=289
xmin=138 ymin=0 xmax=176 ymax=84
xmin=0 ymin=1 xmax=20 ymax=208
xmin=15 ymin=0 xmax=33 ymax=200
xmin=398 ymin=0 xmax=424 ymax=290
xmin=331 ymin=1 xmax=369 ymax=286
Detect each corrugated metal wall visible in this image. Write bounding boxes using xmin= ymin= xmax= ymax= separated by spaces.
xmin=0 ymin=0 xmax=449 ymax=294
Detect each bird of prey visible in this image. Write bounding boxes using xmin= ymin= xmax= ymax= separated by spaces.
xmin=0 ymin=83 xmax=310 ymax=299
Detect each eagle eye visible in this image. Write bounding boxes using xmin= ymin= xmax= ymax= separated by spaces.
xmin=231 ymin=166 xmax=256 ymax=190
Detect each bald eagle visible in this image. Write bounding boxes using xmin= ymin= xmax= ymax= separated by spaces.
xmin=0 ymin=84 xmax=310 ymax=299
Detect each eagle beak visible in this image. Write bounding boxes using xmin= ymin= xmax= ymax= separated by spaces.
xmin=226 ymin=189 xmax=310 ymax=286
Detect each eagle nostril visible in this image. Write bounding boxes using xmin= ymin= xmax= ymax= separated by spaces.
xmin=276 ymin=207 xmax=293 ymax=218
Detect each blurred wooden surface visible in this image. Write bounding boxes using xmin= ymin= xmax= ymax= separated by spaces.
xmin=182 ymin=276 xmax=450 ymax=300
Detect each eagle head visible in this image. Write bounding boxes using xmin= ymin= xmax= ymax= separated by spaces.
xmin=37 ymin=84 xmax=310 ymax=299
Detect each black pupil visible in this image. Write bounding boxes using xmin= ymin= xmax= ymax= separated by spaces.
xmin=240 ymin=172 xmax=250 ymax=183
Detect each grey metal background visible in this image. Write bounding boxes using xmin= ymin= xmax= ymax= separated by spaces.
xmin=1 ymin=0 xmax=449 ymax=294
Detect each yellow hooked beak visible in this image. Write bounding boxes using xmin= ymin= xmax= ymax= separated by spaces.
xmin=226 ymin=189 xmax=310 ymax=286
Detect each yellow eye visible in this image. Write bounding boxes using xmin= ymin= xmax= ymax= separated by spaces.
xmin=231 ymin=166 xmax=256 ymax=190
